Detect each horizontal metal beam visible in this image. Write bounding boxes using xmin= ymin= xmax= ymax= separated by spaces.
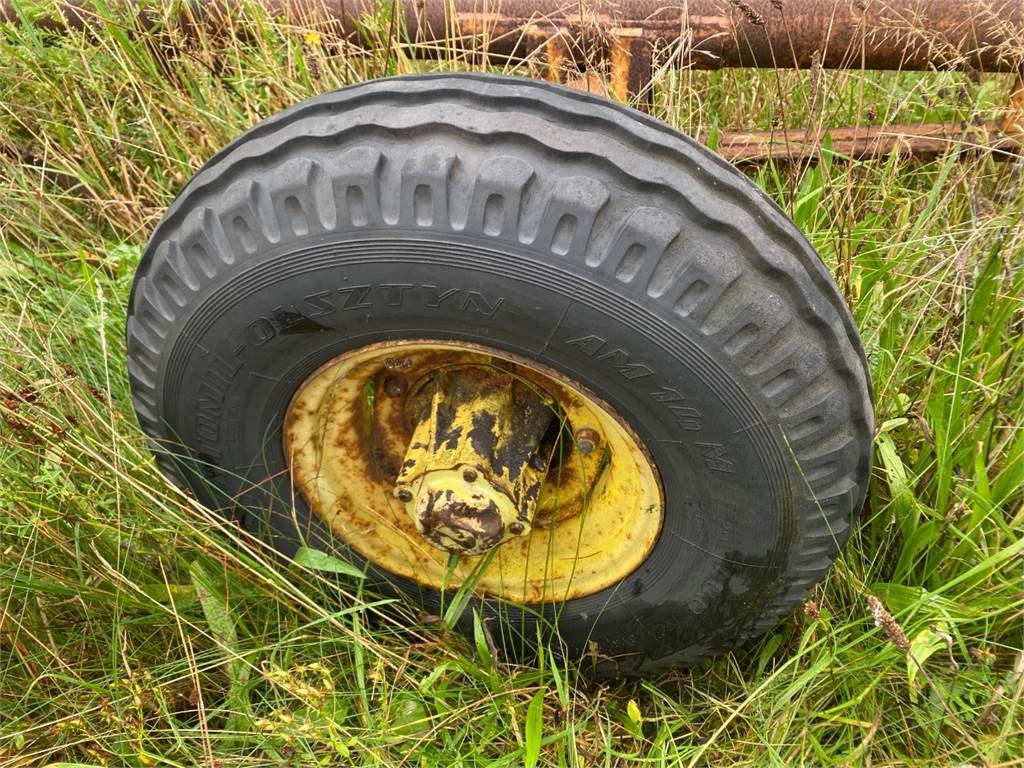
xmin=711 ymin=122 xmax=1022 ymax=162
xmin=394 ymin=0 xmax=1024 ymax=73
xmin=3 ymin=0 xmax=1023 ymax=73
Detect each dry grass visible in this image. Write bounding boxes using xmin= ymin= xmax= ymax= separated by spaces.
xmin=1 ymin=2 xmax=1022 ymax=765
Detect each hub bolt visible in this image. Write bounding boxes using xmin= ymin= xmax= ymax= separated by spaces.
xmin=575 ymin=428 xmax=600 ymax=455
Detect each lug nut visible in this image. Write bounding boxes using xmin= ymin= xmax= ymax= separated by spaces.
xmin=509 ymin=521 xmax=525 ymax=535
xmin=382 ymin=376 xmax=406 ymax=398
xmin=575 ymin=428 xmax=600 ymax=455
xmin=396 ymin=488 xmax=413 ymax=502
xmin=462 ymin=467 xmax=478 ymax=482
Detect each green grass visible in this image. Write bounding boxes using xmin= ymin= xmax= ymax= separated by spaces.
xmin=1 ymin=2 xmax=1022 ymax=765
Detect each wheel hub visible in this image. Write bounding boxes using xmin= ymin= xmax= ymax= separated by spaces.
xmin=395 ymin=365 xmax=562 ymax=555
xmin=282 ymin=340 xmax=663 ymax=603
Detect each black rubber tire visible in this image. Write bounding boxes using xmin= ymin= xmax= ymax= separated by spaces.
xmin=127 ymin=73 xmax=873 ymax=675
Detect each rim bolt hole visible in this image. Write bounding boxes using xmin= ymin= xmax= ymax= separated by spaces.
xmin=383 ymin=376 xmax=406 ymax=398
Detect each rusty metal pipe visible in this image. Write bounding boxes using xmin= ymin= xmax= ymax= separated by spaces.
xmin=389 ymin=0 xmax=1024 ymax=72
xmin=4 ymin=1 xmax=1023 ymax=73
xmin=3 ymin=0 xmax=1021 ymax=163
xmin=712 ymin=122 xmax=1021 ymax=162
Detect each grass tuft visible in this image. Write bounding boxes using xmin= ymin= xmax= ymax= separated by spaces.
xmin=1 ymin=1 xmax=1022 ymax=765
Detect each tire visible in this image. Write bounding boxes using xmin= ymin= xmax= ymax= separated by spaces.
xmin=127 ymin=73 xmax=873 ymax=675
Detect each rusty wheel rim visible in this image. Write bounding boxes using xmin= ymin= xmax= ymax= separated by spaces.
xmin=283 ymin=339 xmax=664 ymax=603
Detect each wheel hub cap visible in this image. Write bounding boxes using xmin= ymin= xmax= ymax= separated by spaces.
xmin=395 ymin=365 xmax=558 ymax=555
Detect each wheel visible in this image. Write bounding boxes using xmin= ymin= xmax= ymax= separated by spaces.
xmin=127 ymin=73 xmax=873 ymax=675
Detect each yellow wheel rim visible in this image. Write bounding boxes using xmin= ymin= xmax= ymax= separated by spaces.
xmin=283 ymin=340 xmax=663 ymax=603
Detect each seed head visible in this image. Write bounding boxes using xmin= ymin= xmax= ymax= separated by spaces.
xmin=803 ymin=599 xmax=820 ymax=620
xmin=866 ymin=595 xmax=909 ymax=652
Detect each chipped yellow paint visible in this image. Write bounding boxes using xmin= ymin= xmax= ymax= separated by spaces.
xmin=395 ymin=365 xmax=553 ymax=555
xmin=401 ymin=466 xmax=522 ymax=555
xmin=283 ymin=340 xmax=663 ymax=603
